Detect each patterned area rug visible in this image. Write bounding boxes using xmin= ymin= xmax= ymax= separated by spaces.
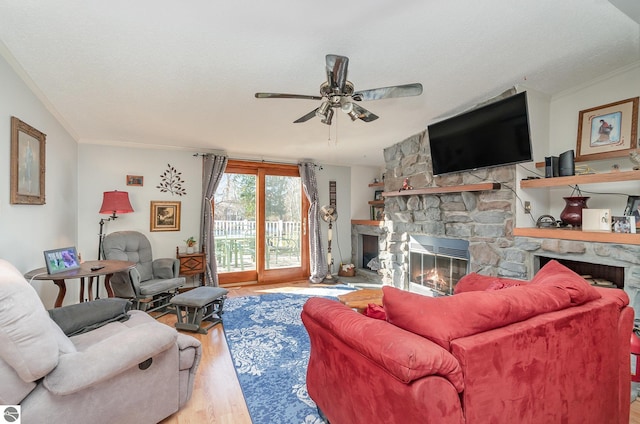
xmin=223 ymin=286 xmax=354 ymax=424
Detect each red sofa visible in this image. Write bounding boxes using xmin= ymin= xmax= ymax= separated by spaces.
xmin=301 ymin=260 xmax=633 ymax=424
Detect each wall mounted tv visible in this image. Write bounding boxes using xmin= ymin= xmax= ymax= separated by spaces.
xmin=427 ymin=91 xmax=533 ymax=176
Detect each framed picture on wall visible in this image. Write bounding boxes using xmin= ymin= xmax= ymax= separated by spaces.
xmin=150 ymin=201 xmax=181 ymax=231
xmin=126 ymin=175 xmax=144 ymax=186
xmin=576 ymin=97 xmax=639 ymax=162
xmin=10 ymin=117 xmax=46 ymax=205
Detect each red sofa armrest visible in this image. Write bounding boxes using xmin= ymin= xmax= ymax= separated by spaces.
xmin=302 ymin=297 xmax=464 ymax=391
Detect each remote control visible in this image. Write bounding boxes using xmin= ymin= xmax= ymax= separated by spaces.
xmin=91 ymin=265 xmax=105 ymax=271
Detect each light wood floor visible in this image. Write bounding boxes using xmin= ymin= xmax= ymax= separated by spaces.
xmin=156 ymin=280 xmax=640 ymax=424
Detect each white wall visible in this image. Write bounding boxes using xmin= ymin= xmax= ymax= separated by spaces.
xmin=545 ymin=62 xmax=640 ymax=217
xmin=350 ymin=165 xmax=383 ymax=219
xmin=77 ymin=144 xmax=202 ymax=296
xmin=515 ymin=87 xmax=552 ymax=227
xmin=0 ymin=51 xmax=79 ymax=307
xmin=315 ymin=164 xmax=352 ymax=272
xmin=516 ymin=62 xmax=640 ymax=226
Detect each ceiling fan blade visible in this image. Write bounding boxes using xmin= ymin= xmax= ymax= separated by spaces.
xmin=293 ymin=109 xmax=319 ymax=123
xmin=255 ymin=92 xmax=323 ymax=101
xmin=353 ymin=83 xmax=423 ymax=101
xmin=351 ymin=103 xmax=379 ymax=122
xmin=325 ymin=54 xmax=349 ymax=93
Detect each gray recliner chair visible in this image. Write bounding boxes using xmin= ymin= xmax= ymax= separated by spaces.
xmin=0 ymin=259 xmax=201 ymax=424
xmin=102 ymin=231 xmax=185 ymax=316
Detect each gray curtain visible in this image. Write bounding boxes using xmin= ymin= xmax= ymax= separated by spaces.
xmin=299 ymin=162 xmax=327 ymax=283
xmin=201 ymin=154 xmax=228 ymax=286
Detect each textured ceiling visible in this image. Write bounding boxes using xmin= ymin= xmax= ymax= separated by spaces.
xmin=0 ymin=0 xmax=638 ymax=167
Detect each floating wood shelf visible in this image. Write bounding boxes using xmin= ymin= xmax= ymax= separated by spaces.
xmin=520 ymin=170 xmax=640 ymax=188
xmin=368 ymin=199 xmax=385 ymax=206
xmin=351 ymin=219 xmax=383 ymax=226
xmin=368 ymin=182 xmax=385 ymax=187
xmin=513 ymin=227 xmax=640 ymax=245
xmin=382 ymin=182 xmax=501 ymax=197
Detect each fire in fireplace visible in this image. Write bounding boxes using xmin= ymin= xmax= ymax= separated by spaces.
xmin=409 ymin=235 xmax=469 ymax=296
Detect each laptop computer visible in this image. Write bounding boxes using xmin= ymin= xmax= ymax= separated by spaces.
xmin=43 ymin=246 xmax=81 ymax=274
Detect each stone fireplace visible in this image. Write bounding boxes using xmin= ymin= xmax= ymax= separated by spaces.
xmin=409 ymin=235 xmax=469 ymax=296
xmin=371 ymin=130 xmax=640 ymax=317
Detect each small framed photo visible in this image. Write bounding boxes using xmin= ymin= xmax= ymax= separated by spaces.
xmin=150 ymin=201 xmax=181 ymax=232
xmin=624 ymin=195 xmax=640 ymax=228
xmin=370 ymin=205 xmax=384 ymax=221
xmin=612 ymin=216 xmax=636 ymax=233
xmin=576 ymin=97 xmax=638 ymax=162
xmin=126 ymin=175 xmax=144 ymax=186
xmin=10 ymin=117 xmax=46 ymax=205
xmin=374 ymin=190 xmax=383 ymax=201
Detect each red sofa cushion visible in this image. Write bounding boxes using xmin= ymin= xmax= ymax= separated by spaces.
xmin=454 ymin=273 xmax=525 ymax=294
xmin=384 ymin=260 xmax=602 ymax=351
xmin=530 ymin=259 xmax=601 ymax=305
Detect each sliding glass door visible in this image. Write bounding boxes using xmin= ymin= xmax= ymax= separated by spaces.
xmin=213 ymin=160 xmax=309 ymax=285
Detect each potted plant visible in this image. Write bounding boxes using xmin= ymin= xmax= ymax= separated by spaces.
xmin=185 ymin=236 xmax=197 ymax=254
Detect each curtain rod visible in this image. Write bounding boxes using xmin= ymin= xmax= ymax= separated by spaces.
xmin=194 ymin=153 xmax=322 ymax=168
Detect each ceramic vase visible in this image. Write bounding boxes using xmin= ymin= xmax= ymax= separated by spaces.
xmin=186 ymin=246 xmax=194 ymax=254
xmin=560 ymin=196 xmax=589 ymax=227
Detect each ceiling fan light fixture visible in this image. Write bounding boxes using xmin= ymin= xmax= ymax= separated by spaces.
xmin=316 ymin=100 xmax=331 ymax=118
xmin=341 ymin=100 xmax=354 ymax=113
xmin=347 ymin=109 xmax=359 ymax=121
xmin=321 ymin=108 xmax=334 ymax=125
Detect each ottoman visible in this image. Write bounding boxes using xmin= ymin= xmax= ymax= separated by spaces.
xmin=170 ymin=286 xmax=228 ymax=334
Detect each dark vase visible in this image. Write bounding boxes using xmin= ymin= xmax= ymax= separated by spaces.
xmin=560 ymin=196 xmax=590 ymax=227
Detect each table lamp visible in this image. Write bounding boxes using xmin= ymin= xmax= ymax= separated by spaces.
xmin=98 ymin=190 xmax=134 ymax=260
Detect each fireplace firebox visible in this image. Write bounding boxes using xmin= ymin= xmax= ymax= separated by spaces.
xmin=409 ymin=235 xmax=469 ymax=296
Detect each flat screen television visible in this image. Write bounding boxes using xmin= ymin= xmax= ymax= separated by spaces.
xmin=427 ymin=91 xmax=533 ymax=176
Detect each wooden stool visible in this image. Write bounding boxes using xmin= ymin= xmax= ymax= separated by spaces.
xmin=170 ymin=286 xmax=228 ymax=334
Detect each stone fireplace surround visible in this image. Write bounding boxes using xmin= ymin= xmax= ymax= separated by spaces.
xmin=368 ymin=130 xmax=640 ymax=316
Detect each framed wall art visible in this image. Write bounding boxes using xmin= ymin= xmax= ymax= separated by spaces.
xmin=575 ymin=97 xmax=638 ymax=162
xmin=10 ymin=117 xmax=46 ymax=205
xmin=150 ymin=200 xmax=181 ymax=232
xmin=126 ymin=175 xmax=144 ymax=186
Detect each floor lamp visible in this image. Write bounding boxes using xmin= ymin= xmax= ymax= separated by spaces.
xmin=97 ymin=190 xmax=134 ymax=297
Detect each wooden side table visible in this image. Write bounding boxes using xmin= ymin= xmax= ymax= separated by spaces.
xmin=176 ymin=247 xmax=206 ymax=287
xmin=24 ymin=260 xmax=135 ymax=308
xmin=337 ymin=288 xmax=383 ymax=313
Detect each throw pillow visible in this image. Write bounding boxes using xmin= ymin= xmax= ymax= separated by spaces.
xmin=383 ymin=283 xmax=572 ymax=350
xmin=363 ymin=303 xmax=387 ymax=320
xmin=530 ymin=260 xmax=601 ymax=305
xmin=48 ymin=298 xmax=132 ymax=336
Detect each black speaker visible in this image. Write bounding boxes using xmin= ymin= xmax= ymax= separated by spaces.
xmin=545 ymin=156 xmax=559 ymax=178
xmin=558 ymin=150 xmax=575 ymax=177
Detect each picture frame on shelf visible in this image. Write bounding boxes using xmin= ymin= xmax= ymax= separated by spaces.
xmin=150 ymin=200 xmax=181 ymax=232
xmin=575 ymin=97 xmax=638 ymax=162
xmin=370 ymin=205 xmax=384 ymax=221
xmin=374 ymin=190 xmax=383 ymax=201
xmin=612 ymin=216 xmax=635 ymax=233
xmin=10 ymin=117 xmax=46 ymax=205
xmin=623 ymin=195 xmax=640 ymax=228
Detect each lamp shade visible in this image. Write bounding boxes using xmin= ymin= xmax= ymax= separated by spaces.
xmin=99 ymin=191 xmax=134 ymax=215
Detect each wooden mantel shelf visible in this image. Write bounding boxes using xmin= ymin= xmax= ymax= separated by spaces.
xmin=382 ymin=182 xmax=501 ymax=197
xmin=351 ymin=219 xmax=383 ymax=226
xmin=520 ymin=170 xmax=640 ymax=188
xmin=513 ymin=227 xmax=640 ymax=245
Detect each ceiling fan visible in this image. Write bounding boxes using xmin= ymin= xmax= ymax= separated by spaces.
xmin=255 ymin=54 xmax=423 ymax=125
